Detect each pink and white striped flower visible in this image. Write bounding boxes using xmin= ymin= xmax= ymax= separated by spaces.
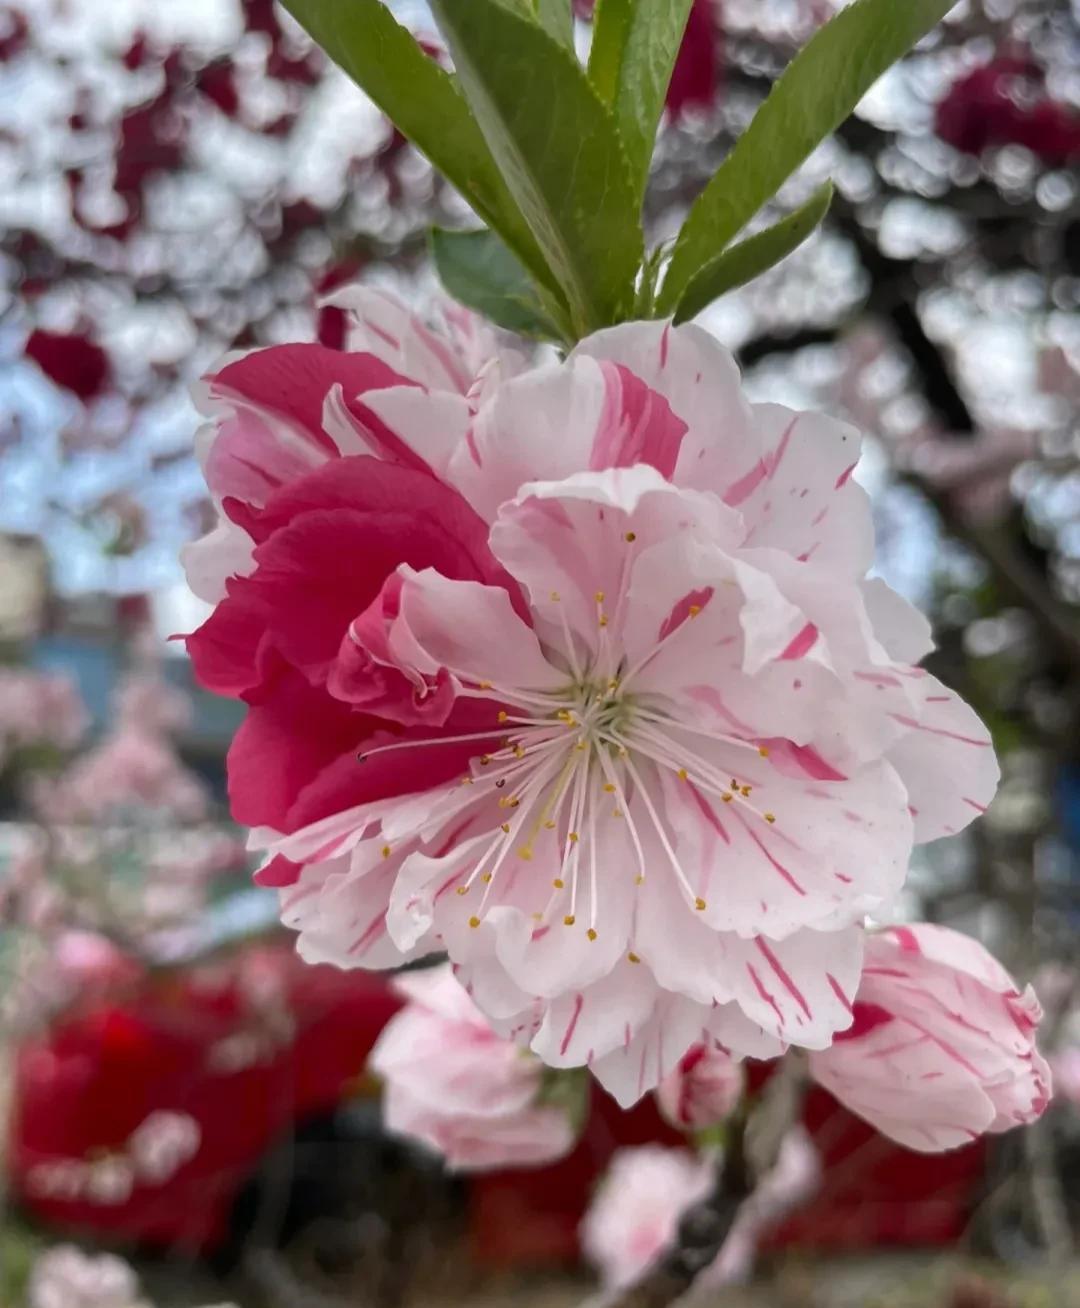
xmin=186 ymin=314 xmax=999 ymax=1104
xmin=370 ymin=963 xmax=579 ymax=1172
xmin=809 ymin=924 xmax=1051 ymax=1151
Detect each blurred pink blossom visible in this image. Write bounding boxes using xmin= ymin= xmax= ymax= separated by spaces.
xmin=580 ymin=1145 xmax=712 ymax=1291
xmin=127 ymin=1110 xmax=201 ymax=1184
xmin=31 ymin=728 xmax=208 ymax=824
xmin=0 ymin=669 xmax=88 ymax=762
xmin=27 ymin=1245 xmax=143 ymax=1308
xmin=113 ymin=674 xmax=193 ymax=737
xmin=369 ymin=964 xmax=579 ymax=1172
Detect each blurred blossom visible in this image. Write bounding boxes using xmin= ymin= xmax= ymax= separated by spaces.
xmin=27 ymin=1245 xmax=144 ymax=1308
xmin=0 ymin=669 xmax=89 ymax=764
xmin=30 ymin=727 xmax=209 ymax=824
xmin=370 ymin=964 xmax=582 ymax=1172
xmin=809 ymin=925 xmax=1051 ymax=1152
xmin=655 ymin=1044 xmax=745 ymax=1132
xmin=24 ymin=330 xmax=111 ymax=402
xmin=112 ymin=672 xmax=193 ymax=737
xmin=126 ymin=1110 xmax=201 ymax=1183
xmin=1051 ymin=1046 xmax=1080 ymax=1108
xmin=580 ymin=1145 xmax=713 ymax=1291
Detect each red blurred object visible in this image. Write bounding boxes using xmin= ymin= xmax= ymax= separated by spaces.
xmin=9 ymin=947 xmax=985 ymax=1262
xmin=24 ymin=329 xmax=110 ymax=401
xmin=315 ymin=259 xmax=365 ymax=349
xmin=666 ymin=0 xmax=721 ymax=118
xmin=574 ymin=0 xmax=721 ymax=116
xmin=7 ymin=943 xmax=402 ymax=1251
xmin=936 ymin=54 xmax=1080 ymax=165
xmin=198 ymin=62 xmax=241 ymax=119
xmin=0 ymin=8 xmax=29 ymax=62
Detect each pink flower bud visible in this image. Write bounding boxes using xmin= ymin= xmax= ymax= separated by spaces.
xmin=655 ymin=1044 xmax=744 ymax=1130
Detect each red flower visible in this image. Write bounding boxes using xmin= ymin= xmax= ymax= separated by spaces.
xmin=936 ymin=55 xmax=1080 ymax=165
xmin=25 ymin=330 xmax=110 ymax=401
xmin=0 ymin=9 xmax=28 ymax=63
xmin=574 ymin=0 xmax=720 ymax=116
xmin=197 ymin=62 xmax=241 ymax=119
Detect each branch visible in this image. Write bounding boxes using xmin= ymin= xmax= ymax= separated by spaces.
xmin=602 ymin=1120 xmax=752 ymax=1308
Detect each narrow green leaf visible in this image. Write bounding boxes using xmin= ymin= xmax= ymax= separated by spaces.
xmin=279 ymin=0 xmax=564 ymax=308
xmin=431 ymin=0 xmax=643 ymax=337
xmin=430 ymin=227 xmax=568 ymax=341
xmin=659 ymin=0 xmax=956 ymax=311
xmin=674 ymin=181 xmax=833 ymax=323
xmin=587 ymin=0 xmax=694 ymax=203
xmin=533 ymin=0 xmax=575 ymax=47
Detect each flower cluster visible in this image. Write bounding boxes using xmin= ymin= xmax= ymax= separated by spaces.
xmin=186 ymin=288 xmax=1015 ymax=1120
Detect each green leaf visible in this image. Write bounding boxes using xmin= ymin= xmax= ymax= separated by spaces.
xmin=430 ymin=227 xmax=569 ymax=340
xmin=431 ymin=0 xmax=643 ymax=337
xmin=279 ymin=0 xmax=563 ymax=307
xmin=659 ymin=0 xmax=956 ymax=311
xmin=587 ymin=0 xmax=694 ymax=203
xmin=673 ymin=181 xmax=833 ymax=322
xmin=533 ymin=0 xmax=575 ymax=47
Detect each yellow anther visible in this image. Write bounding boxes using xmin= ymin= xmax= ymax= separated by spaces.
xmin=628 ymin=952 xmax=641 ymax=964
xmin=594 ymin=590 xmax=605 ymax=604
xmin=469 ymin=916 xmax=481 ymax=928
xmin=508 ymin=798 xmax=520 ymax=808
xmin=550 ymin=590 xmax=560 ymax=602
xmin=607 ymin=678 xmax=620 ymax=691
xmin=635 ymin=875 xmax=645 ymax=885
xmin=544 ymin=820 xmax=557 ymax=830
xmin=694 ymin=897 xmax=707 ymax=911
xmin=563 ymin=915 xmax=576 ymax=926
xmin=500 ymin=822 xmax=511 ymax=834
xmin=613 ymin=808 xmax=624 ymax=818
xmin=764 ymin=812 xmax=776 ymax=824
xmin=677 ymin=768 xmax=689 ymax=781
xmin=513 ymin=745 xmax=525 ymax=759
xmin=741 ymin=785 xmax=752 ymax=797
xmin=460 ymin=775 xmax=474 ymax=785
xmin=480 ymin=755 xmax=491 ymax=766
xmin=721 ymin=792 xmax=733 ymax=803
xmin=617 ymin=745 xmax=629 ymax=757
xmin=518 ymin=847 xmax=533 ymax=861
xmin=497 ymin=710 xmax=508 ymax=723
xmin=478 ymin=681 xmax=492 ymax=690
xmin=758 ymin=746 xmax=770 ymax=758
xmin=603 ymin=783 xmax=616 ymax=794
xmin=598 ymin=615 xmax=609 ymax=628
xmin=557 ymin=709 xmax=573 ymax=723
xmin=730 ymin=779 xmax=739 ymax=790
xmin=456 ymin=886 xmax=468 ymax=896
xmin=568 ymin=832 xmax=579 ymax=844
xmin=482 ymin=872 xmax=493 ymax=883
xmin=381 ymin=845 xmax=392 ymax=860
xmin=688 ymin=604 xmax=701 ymax=618
xmin=587 ymin=928 xmax=598 ymax=941
xmin=532 ymin=912 xmax=543 ymax=922
xmin=575 ymin=740 xmax=588 ymax=751
xmin=624 ymin=531 xmax=637 ymax=542
xmin=553 ymin=878 xmax=565 ymax=889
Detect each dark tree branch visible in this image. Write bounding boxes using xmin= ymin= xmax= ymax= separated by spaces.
xmin=602 ymin=1120 xmax=752 ymax=1308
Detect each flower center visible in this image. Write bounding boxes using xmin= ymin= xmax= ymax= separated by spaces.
xmin=362 ymin=615 xmax=778 ymax=945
